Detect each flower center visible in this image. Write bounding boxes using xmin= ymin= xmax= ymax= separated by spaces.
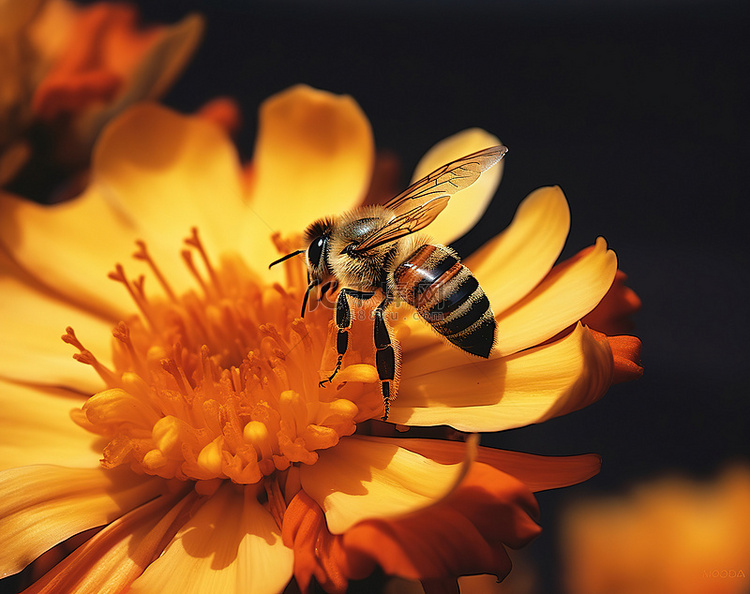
xmin=66 ymin=229 xmax=380 ymax=485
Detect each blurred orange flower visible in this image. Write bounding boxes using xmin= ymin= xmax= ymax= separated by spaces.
xmin=0 ymin=0 xmax=202 ymax=194
xmin=562 ymin=466 xmax=750 ymax=594
xmin=0 ymin=85 xmax=641 ymax=593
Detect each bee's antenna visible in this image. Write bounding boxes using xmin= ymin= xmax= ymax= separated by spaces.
xmin=301 ymin=279 xmax=320 ymax=317
xmin=269 ymin=250 xmax=304 ymax=269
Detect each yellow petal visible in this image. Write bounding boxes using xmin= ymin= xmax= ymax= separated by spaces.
xmin=496 ymin=236 xmax=617 ymax=356
xmin=466 ymin=185 xmax=570 ymax=314
xmin=130 ymin=483 xmax=293 ymax=594
xmin=299 ymin=434 xmax=474 ymax=534
xmin=389 ymin=324 xmax=613 ymax=432
xmin=399 ymin=186 xmax=570 ymax=354
xmin=247 ymin=84 xmax=374 ymax=268
xmin=410 ymin=128 xmax=503 ymax=245
xmin=92 ymin=103 xmax=248 ymax=269
xmin=0 ymin=103 xmax=249 ymax=315
xmin=0 ymin=252 xmax=113 ymax=391
xmin=0 ymin=379 xmax=101 ymax=471
xmin=0 ymin=187 xmax=142 ymax=318
xmin=22 ymin=491 xmax=198 ymax=594
xmin=0 ymin=465 xmax=163 ymax=577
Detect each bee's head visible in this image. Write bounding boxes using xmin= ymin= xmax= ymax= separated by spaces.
xmin=303 ymin=217 xmax=334 ymax=283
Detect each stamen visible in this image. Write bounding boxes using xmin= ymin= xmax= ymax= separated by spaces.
xmin=180 ymin=249 xmax=210 ymax=296
xmin=133 ymin=240 xmax=177 ymax=302
xmin=107 ymin=264 xmax=156 ymax=329
xmin=184 ymin=227 xmax=223 ymax=297
xmin=62 ymin=327 xmax=118 ymax=386
xmin=68 ymin=227 xmax=370 ymax=486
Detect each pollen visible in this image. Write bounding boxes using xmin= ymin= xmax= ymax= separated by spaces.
xmin=66 ymin=229 xmax=376 ymax=485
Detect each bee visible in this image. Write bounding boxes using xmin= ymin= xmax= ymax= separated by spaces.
xmin=270 ymin=145 xmax=507 ymax=419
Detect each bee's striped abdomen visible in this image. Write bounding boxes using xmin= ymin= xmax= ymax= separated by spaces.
xmin=393 ymin=244 xmax=496 ymax=358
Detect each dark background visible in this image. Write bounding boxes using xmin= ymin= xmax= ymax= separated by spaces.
xmin=14 ymin=0 xmax=750 ymax=591
xmin=139 ymin=0 xmax=750 ymax=591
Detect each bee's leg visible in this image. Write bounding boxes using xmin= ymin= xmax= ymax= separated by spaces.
xmin=373 ymin=296 xmax=396 ymax=421
xmin=320 ymin=288 xmax=375 ymax=387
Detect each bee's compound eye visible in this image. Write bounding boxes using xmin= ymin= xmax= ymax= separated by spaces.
xmin=307 ymin=236 xmax=327 ymax=267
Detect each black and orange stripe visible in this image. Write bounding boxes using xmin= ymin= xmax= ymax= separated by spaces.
xmin=393 ymin=244 xmax=496 ymax=357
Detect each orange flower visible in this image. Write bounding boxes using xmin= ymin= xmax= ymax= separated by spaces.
xmin=562 ymin=466 xmax=750 ymax=594
xmin=0 ymin=85 xmax=641 ymax=592
xmin=0 ymin=0 xmax=203 ymax=192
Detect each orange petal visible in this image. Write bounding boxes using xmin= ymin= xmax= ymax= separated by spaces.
xmin=74 ymin=12 xmax=204 ymax=144
xmin=0 ymin=379 xmax=101 ymax=472
xmin=342 ymin=462 xmax=540 ymax=582
xmin=495 ymin=237 xmax=617 ymax=357
xmin=0 ymin=0 xmax=44 ymax=36
xmin=592 ymin=331 xmax=643 ymax=384
xmin=0 ymin=465 xmax=163 ymax=577
xmin=299 ymin=435 xmax=473 ymax=534
xmin=129 ymin=483 xmax=293 ymax=593
xmin=583 ymin=270 xmax=642 ymax=335
xmin=32 ymin=4 xmax=202 ymax=121
xmin=23 ymin=489 xmax=198 ymax=594
xmin=195 ymin=97 xmax=242 ymax=136
xmin=0 ymin=249 xmax=114 ymax=391
xmin=388 ymin=438 xmax=602 ymax=493
xmin=283 ymin=462 xmax=539 ymax=590
xmin=391 ymin=323 xmax=614 ymax=432
xmin=247 ymin=85 xmax=374 ymax=270
xmin=282 ymin=490 xmax=358 ymax=594
xmin=409 ymin=129 xmax=503 ymax=246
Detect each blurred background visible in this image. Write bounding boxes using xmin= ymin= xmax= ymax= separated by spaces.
xmin=8 ymin=0 xmax=750 ymax=591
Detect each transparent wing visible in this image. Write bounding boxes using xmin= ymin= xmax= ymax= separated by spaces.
xmin=353 ymin=144 xmax=507 ymax=253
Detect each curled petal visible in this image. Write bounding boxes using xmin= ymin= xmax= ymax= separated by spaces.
xmin=129 ymin=483 xmax=293 ymax=594
xmin=284 ymin=463 xmax=539 ymax=591
xmin=389 ymin=438 xmax=602 ymax=493
xmin=0 ymin=466 xmax=163 ymax=577
xmin=410 ymin=128 xmax=503 ymax=245
xmin=299 ymin=435 xmax=473 ymax=534
xmin=344 ymin=462 xmax=540 ymax=581
xmin=392 ymin=323 xmax=614 ymax=432
xmin=282 ymin=491 xmax=357 ymax=594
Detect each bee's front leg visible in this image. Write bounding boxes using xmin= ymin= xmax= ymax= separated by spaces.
xmin=319 ymin=288 xmax=375 ymax=387
xmin=373 ymin=296 xmax=397 ymax=421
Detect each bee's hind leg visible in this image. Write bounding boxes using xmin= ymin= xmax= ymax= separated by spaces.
xmin=373 ymin=296 xmax=397 ymax=421
xmin=319 ymin=288 xmax=375 ymax=387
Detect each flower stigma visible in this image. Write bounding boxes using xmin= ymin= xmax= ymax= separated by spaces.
xmin=64 ymin=228 xmax=380 ymax=490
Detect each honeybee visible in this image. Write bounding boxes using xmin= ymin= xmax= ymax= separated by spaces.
xmin=270 ymin=145 xmax=507 ymax=419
